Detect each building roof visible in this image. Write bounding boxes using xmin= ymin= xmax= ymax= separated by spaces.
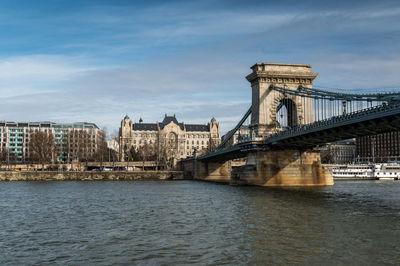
xmin=130 ymin=115 xmax=211 ymax=132
xmin=160 ymin=115 xmax=184 ymax=130
xmin=186 ymin=124 xmax=209 ymax=132
xmin=0 ymin=121 xmax=99 ymax=129
xmin=332 ymin=139 xmax=355 ymax=145
xmin=133 ymin=123 xmax=158 ymax=131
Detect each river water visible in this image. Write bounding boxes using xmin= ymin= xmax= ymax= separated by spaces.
xmin=0 ymin=180 xmax=399 ymax=265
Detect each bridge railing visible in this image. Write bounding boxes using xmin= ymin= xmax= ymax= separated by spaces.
xmin=266 ymin=102 xmax=399 ymax=143
xmin=199 ymin=85 xmax=400 ymax=159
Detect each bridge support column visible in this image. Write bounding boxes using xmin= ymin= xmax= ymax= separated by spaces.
xmin=194 ymin=160 xmax=231 ymax=183
xmin=231 ymin=150 xmax=333 ymax=186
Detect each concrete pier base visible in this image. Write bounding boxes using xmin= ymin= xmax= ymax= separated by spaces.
xmin=231 ymin=150 xmax=333 ymax=186
xmin=194 ymin=160 xmax=231 ymax=183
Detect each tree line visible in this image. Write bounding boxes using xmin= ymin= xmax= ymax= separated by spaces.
xmin=122 ymin=134 xmax=219 ymax=170
xmin=0 ymin=130 xmax=117 ymax=168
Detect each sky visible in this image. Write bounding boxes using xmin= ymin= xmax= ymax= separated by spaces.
xmin=0 ymin=0 xmax=399 ymax=136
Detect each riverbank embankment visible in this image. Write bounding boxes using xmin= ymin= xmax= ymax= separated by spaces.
xmin=0 ymin=171 xmax=184 ymax=181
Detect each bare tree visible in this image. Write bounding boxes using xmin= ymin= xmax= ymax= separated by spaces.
xmin=122 ymin=145 xmax=139 ymax=170
xmin=29 ymin=131 xmax=55 ymax=169
xmin=321 ymin=145 xmax=340 ymax=164
xmin=207 ymin=136 xmax=218 ymax=152
xmin=107 ymin=147 xmax=119 ymax=163
xmin=0 ymin=148 xmax=8 ymax=168
xmin=67 ymin=130 xmax=96 ymax=169
xmin=154 ymin=133 xmax=179 ymax=170
xmin=154 ymin=135 xmax=170 ymax=170
xmin=93 ymin=134 xmax=108 ymax=167
xmin=8 ymin=151 xmax=18 ymax=169
xmin=110 ymin=129 xmax=120 ymax=162
xmin=137 ymin=142 xmax=156 ymax=170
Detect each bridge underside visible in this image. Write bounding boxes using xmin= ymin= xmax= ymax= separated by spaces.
xmin=181 ymin=149 xmax=333 ymax=186
xmin=231 ymin=150 xmax=333 ymax=186
xmin=200 ymin=104 xmax=400 ymax=162
xmin=186 ymin=104 xmax=400 ymax=186
xmin=181 ymin=62 xmax=400 ymax=186
xmin=267 ymin=105 xmax=400 ymax=149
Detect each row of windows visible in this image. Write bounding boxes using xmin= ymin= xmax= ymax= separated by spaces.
xmin=187 ymin=140 xmax=207 ymax=145
xmin=132 ymin=133 xmax=211 ymax=139
xmin=132 ymin=143 xmax=206 ymax=150
xmin=130 ymin=139 xmax=210 ymax=145
xmin=0 ymin=128 xmax=97 ymax=134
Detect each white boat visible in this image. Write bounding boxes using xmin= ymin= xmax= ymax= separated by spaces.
xmin=331 ymin=165 xmax=374 ymax=179
xmin=374 ymin=164 xmax=400 ymax=180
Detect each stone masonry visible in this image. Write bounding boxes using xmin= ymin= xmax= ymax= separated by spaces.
xmin=246 ymin=63 xmax=317 ymax=137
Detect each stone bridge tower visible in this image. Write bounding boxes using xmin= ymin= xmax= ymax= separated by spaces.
xmin=246 ymin=63 xmax=318 ymax=138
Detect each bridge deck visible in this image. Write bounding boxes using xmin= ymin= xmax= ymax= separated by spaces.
xmin=199 ymin=103 xmax=400 ymax=161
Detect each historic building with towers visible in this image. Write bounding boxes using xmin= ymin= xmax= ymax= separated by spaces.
xmin=119 ymin=114 xmax=221 ymax=162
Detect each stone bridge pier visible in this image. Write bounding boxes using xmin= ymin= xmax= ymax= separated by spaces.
xmin=180 ymin=62 xmax=334 ymax=186
xmin=180 ymin=151 xmax=333 ymax=186
xmin=231 ymin=150 xmax=333 ymax=186
xmin=233 ymin=62 xmax=333 ymax=186
xmin=180 ymin=159 xmax=232 ymax=183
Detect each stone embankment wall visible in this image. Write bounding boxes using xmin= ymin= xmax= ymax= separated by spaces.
xmin=0 ymin=171 xmax=184 ymax=181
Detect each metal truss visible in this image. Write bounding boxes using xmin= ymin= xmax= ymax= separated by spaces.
xmin=214 ymin=107 xmax=252 ymax=151
xmin=270 ymin=85 xmax=400 ymax=102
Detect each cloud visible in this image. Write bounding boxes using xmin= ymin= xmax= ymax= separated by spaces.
xmin=0 ymin=52 xmax=252 ymax=134
xmin=0 ymin=0 xmax=400 ymax=136
xmin=0 ymin=55 xmax=97 ymax=97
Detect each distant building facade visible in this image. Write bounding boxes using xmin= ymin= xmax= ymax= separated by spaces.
xmin=221 ymin=125 xmax=251 ymax=146
xmin=321 ymin=139 xmax=356 ymax=164
xmin=0 ymin=121 xmax=105 ymax=163
xmin=119 ymin=114 xmax=221 ymax=161
xmin=107 ymin=139 xmax=119 ymax=153
xmin=356 ymin=132 xmax=400 ymax=162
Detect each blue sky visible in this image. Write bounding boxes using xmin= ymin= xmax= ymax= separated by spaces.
xmin=0 ymin=0 xmax=399 ymax=135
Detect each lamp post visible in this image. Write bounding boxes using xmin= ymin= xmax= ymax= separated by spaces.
xmin=7 ymin=145 xmax=10 ymax=170
xmin=371 ymin=136 xmax=375 ymax=163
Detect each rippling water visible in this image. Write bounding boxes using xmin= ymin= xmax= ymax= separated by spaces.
xmin=1 ymin=180 xmax=400 ymax=265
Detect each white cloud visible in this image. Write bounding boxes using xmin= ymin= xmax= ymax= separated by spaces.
xmin=0 ymin=55 xmax=97 ymax=97
xmin=0 ymin=55 xmax=93 ymax=80
xmin=1 ymin=1 xmax=400 ymax=136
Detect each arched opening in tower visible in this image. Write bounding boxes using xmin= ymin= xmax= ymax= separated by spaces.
xmin=276 ymin=98 xmax=297 ymax=129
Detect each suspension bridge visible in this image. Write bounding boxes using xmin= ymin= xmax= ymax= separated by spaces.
xmin=180 ymin=63 xmax=400 ymax=186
